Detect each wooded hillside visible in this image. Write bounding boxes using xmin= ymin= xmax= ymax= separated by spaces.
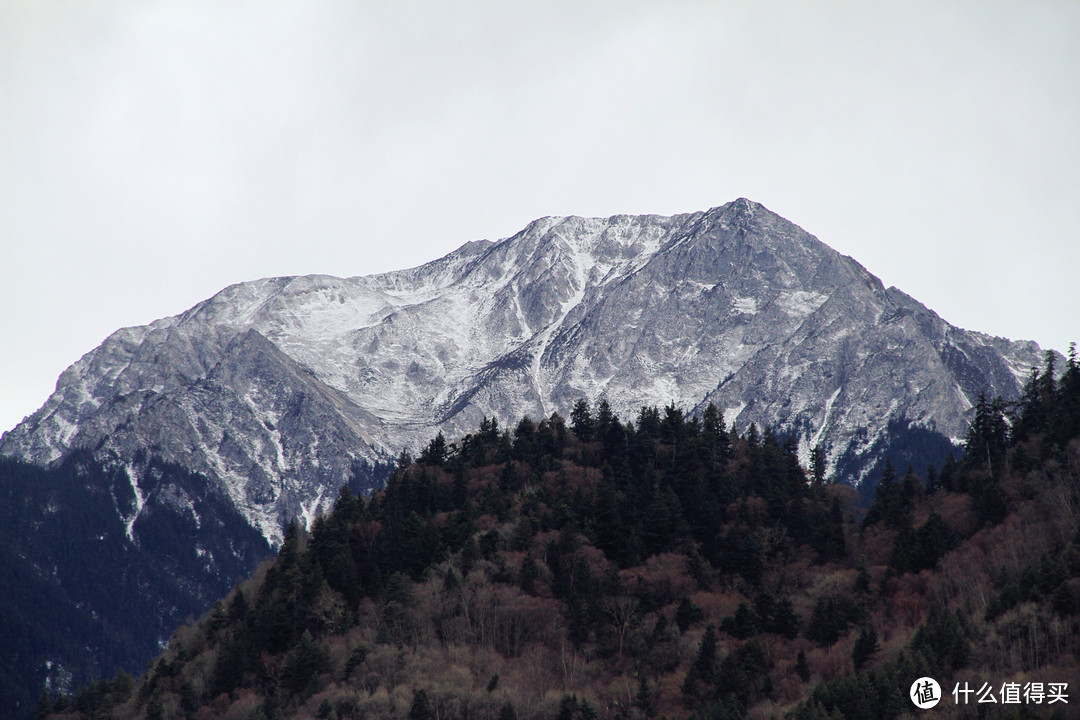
xmin=44 ymin=349 xmax=1080 ymax=720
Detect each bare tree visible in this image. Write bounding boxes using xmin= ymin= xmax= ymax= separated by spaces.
xmin=602 ymin=596 xmax=640 ymax=656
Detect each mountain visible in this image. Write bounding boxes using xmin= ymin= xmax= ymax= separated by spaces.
xmin=1 ymin=199 xmax=1045 ymax=543
xmin=41 ymin=355 xmax=1080 ymax=720
xmin=0 ymin=198 xmax=1052 ymax=715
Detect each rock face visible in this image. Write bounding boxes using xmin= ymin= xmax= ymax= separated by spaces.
xmin=1 ymin=199 xmax=1045 ymax=546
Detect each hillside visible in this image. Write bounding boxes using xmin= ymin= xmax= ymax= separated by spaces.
xmin=5 ymin=199 xmax=1051 ymax=715
xmin=45 ymin=348 xmax=1080 ymax=720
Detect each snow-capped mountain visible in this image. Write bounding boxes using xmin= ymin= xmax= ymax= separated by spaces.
xmin=1 ymin=199 xmax=1045 ymax=546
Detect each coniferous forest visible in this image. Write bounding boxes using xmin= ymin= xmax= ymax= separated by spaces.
xmin=37 ymin=348 xmax=1080 ymax=720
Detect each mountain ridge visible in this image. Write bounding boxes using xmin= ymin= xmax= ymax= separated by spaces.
xmin=1 ymin=199 xmax=1047 ymax=548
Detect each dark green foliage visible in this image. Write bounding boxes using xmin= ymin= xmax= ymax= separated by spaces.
xmin=676 ymin=597 xmax=705 ymax=632
xmin=54 ymin=399 xmax=859 ymax=718
xmin=714 ymin=526 xmax=764 ymax=585
xmin=714 ymin=639 xmax=772 ymax=708
xmin=809 ymin=444 xmax=827 ymax=486
xmin=794 ymin=648 xmax=934 ymax=720
xmin=985 ymin=548 xmax=1080 ymax=622
xmin=687 ymin=636 xmax=774 ymax=718
xmin=1011 ymin=348 xmax=1080 ymax=449
xmin=681 ymin=626 xmax=719 ymax=700
xmin=556 ymin=694 xmax=597 ymax=720
xmin=887 ymin=512 xmax=957 ymax=577
xmin=719 ymin=602 xmax=760 ymax=639
xmin=795 ymin=649 xmax=810 ymax=682
xmin=854 ymin=566 xmax=871 ymax=594
xmin=635 ymin=675 xmax=655 ymax=718
xmin=806 ymin=595 xmax=863 ymax=647
xmin=809 ymin=496 xmax=846 ymax=561
xmin=570 ymin=400 xmax=594 ymax=442
xmin=65 ymin=670 xmax=136 ymax=720
xmin=408 ymin=689 xmax=435 ymax=720
xmin=0 ymin=452 xmax=270 ymax=720
xmin=862 ymin=460 xmax=908 ymax=530
xmin=344 ymin=644 xmax=369 ymax=678
xmin=965 ymin=394 xmax=1009 ymax=472
xmin=911 ymin=607 xmax=970 ymax=675
xmin=281 ymin=630 xmax=329 ymax=696
xmin=53 ymin=368 xmax=1080 ymax=720
xmin=766 ymin=597 xmax=800 ymax=639
xmin=851 ymin=626 xmax=879 ymax=670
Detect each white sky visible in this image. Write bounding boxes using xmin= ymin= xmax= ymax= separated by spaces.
xmin=2 ymin=0 xmax=1078 ymax=434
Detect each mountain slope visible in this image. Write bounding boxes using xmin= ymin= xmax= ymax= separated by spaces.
xmin=2 ymin=199 xmax=1044 ymax=547
xmin=43 ymin=355 xmax=1080 ymax=720
xmin=0 ymin=199 xmax=1055 ymax=716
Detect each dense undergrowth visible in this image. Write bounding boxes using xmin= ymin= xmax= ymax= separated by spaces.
xmin=43 ymin=349 xmax=1080 ymax=720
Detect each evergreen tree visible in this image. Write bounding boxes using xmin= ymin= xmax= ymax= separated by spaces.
xmin=682 ymin=625 xmax=719 ymax=698
xmin=676 ymin=596 xmax=704 ymax=632
xmin=720 ymin=602 xmax=761 ymax=639
xmin=964 ymin=394 xmax=1008 ymax=472
xmin=795 ymin=650 xmax=811 ymax=682
xmin=767 ymin=597 xmax=801 ymax=639
xmin=408 ymin=689 xmax=435 ymax=720
xmin=419 ymin=433 xmax=449 ymax=466
xmin=809 ymin=444 xmax=827 ymax=487
xmin=634 ymin=675 xmax=655 ymax=718
xmin=852 ymin=627 xmax=879 ymax=670
xmin=571 ymin=400 xmax=594 ymax=441
xmin=911 ymin=607 xmax=970 ymax=675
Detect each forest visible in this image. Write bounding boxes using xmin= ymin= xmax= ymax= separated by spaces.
xmin=39 ymin=347 xmax=1080 ymax=720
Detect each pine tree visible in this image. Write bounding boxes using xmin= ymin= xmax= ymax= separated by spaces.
xmin=795 ymin=650 xmax=811 ymax=682
xmin=635 ymin=675 xmax=655 ymax=718
xmin=571 ymin=400 xmax=594 ymax=441
xmin=408 ymin=689 xmax=435 ymax=720
xmin=557 ymin=694 xmax=579 ymax=720
xmin=676 ymin=596 xmax=704 ymax=632
xmin=852 ymin=627 xmax=879 ymax=670
xmin=682 ymin=625 xmax=719 ymax=698
xmin=964 ymin=394 xmax=1008 ymax=472
xmin=810 ymin=444 xmax=827 ymax=487
xmin=768 ymin=597 xmax=801 ymax=639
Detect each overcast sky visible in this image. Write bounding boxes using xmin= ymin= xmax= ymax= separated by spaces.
xmin=2 ymin=0 xmax=1078 ymax=434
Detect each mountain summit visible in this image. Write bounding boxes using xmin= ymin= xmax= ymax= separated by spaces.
xmin=1 ymin=199 xmax=1043 ymax=546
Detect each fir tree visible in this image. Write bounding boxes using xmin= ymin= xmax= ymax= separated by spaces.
xmin=809 ymin=444 xmax=827 ymax=487
xmin=852 ymin=627 xmax=879 ymax=670
xmin=408 ymin=689 xmax=435 ymax=720
xmin=795 ymin=650 xmax=811 ymax=682
xmin=570 ymin=400 xmax=594 ymax=441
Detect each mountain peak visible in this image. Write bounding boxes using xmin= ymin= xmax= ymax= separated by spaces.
xmin=1 ymin=201 xmax=1046 ymax=545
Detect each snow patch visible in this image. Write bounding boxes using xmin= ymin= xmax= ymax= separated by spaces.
xmin=123 ymin=464 xmax=145 ymax=543
xmin=726 ymin=402 xmax=747 ymax=426
xmin=777 ymin=290 xmax=828 ymax=317
xmin=732 ymin=297 xmax=758 ymax=315
xmin=810 ymin=387 xmax=842 ymax=451
xmin=298 ymin=487 xmax=327 ymax=531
